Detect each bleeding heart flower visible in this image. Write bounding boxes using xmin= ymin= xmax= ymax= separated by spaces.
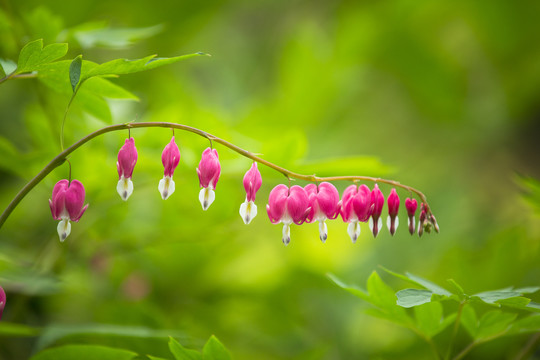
xmin=116 ymin=137 xmax=138 ymax=201
xmin=49 ymin=179 xmax=89 ymax=242
xmin=197 ymin=147 xmax=221 ymax=210
xmin=386 ymin=188 xmax=400 ymax=236
xmin=0 ymin=285 xmax=5 ymax=320
xmin=239 ymin=162 xmax=262 ymax=224
xmin=266 ymin=184 xmax=310 ymax=245
xmin=305 ymin=182 xmax=340 ymax=243
xmin=158 ymin=136 xmax=181 ymax=200
xmin=340 ymin=184 xmax=372 ymax=243
xmin=405 ymin=197 xmax=418 ymax=235
xmin=369 ymin=184 xmax=385 ymax=237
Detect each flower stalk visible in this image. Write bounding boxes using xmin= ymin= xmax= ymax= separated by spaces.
xmin=0 ymin=121 xmax=434 ymax=229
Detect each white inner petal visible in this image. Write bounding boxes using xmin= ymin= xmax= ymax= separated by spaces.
xmin=57 ymin=219 xmax=71 ymax=242
xmin=318 ymin=220 xmax=328 ymax=243
xmin=199 ymin=187 xmax=215 ymax=210
xmin=282 ymin=223 xmax=291 ymax=246
xmin=347 ymin=221 xmax=360 ymax=243
xmin=239 ymin=200 xmax=258 ymax=224
xmin=158 ymin=176 xmax=175 ymax=200
xmin=117 ymin=176 xmax=133 ymax=201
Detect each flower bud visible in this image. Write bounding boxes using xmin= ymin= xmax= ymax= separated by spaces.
xmin=386 ymin=188 xmax=400 ymax=236
xmin=158 ymin=136 xmax=181 ymax=200
xmin=116 ymin=137 xmax=138 ymax=201
xmin=405 ymin=197 xmax=418 ymax=235
xmin=369 ymin=184 xmax=384 ymax=237
xmin=239 ymin=163 xmax=262 ymax=224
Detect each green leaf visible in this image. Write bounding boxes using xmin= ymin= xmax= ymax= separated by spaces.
xmin=68 ymin=23 xmax=164 ymax=49
xmin=472 ymin=290 xmax=523 ymax=306
xmin=496 ymin=297 xmax=531 ymax=309
xmin=447 ymin=279 xmax=466 ymax=298
xmin=414 ymin=302 xmax=443 ymax=338
xmin=508 ymin=315 xmax=540 ymax=334
xmin=476 ymin=311 xmax=517 ymax=341
xmin=514 ymin=286 xmax=540 ymax=294
xmin=30 ymin=344 xmax=138 ymax=360
xmin=16 ymin=39 xmax=68 ymax=74
xmin=81 ymin=52 xmax=209 ymax=81
xmin=405 ymin=273 xmax=452 ymax=297
xmin=396 ymin=289 xmax=433 ymax=308
xmin=0 ymin=62 xmax=4 ymax=78
xmin=460 ymin=304 xmax=478 ymax=338
xmin=69 ymin=55 xmax=82 ymax=92
xmin=367 ymin=271 xmax=401 ymax=310
xmin=0 ymin=58 xmax=17 ymax=77
xmin=202 ymin=336 xmax=231 ymax=360
xmin=168 ymin=337 xmax=202 ymax=360
xmin=0 ymin=322 xmax=41 ymax=337
xmin=327 ymin=273 xmax=370 ymax=302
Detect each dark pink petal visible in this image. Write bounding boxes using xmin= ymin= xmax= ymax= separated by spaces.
xmin=65 ymin=180 xmax=87 ymax=221
xmin=162 ymin=136 xmax=181 ymax=177
xmin=387 ymin=188 xmax=400 ymax=216
xmin=287 ymin=185 xmax=309 ymax=225
xmin=50 ymin=180 xmax=69 ymax=220
xmin=317 ymin=182 xmax=340 ymax=219
xmin=340 ymin=185 xmax=358 ymax=222
xmin=371 ymin=184 xmax=385 ymax=218
xmin=405 ymin=198 xmax=418 ymax=217
xmin=304 ymin=184 xmax=318 ymax=223
xmin=243 ymin=163 xmax=262 ymax=202
xmin=117 ymin=138 xmax=138 ymax=179
xmin=197 ymin=148 xmax=221 ymax=189
xmin=353 ymin=185 xmax=372 ymax=222
xmin=267 ymin=184 xmax=288 ymax=222
xmin=0 ymin=285 xmax=5 ymax=320
xmin=71 ymin=204 xmax=88 ymax=222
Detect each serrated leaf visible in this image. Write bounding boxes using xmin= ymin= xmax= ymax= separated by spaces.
xmin=396 ymin=289 xmax=433 ymax=308
xmin=16 ymin=39 xmax=68 ymax=74
xmin=460 ymin=304 xmax=478 ymax=338
xmin=30 ymin=344 xmax=137 ymax=360
xmin=202 ymin=336 xmax=231 ymax=360
xmin=168 ymin=337 xmax=202 ymax=360
xmin=81 ymin=52 xmax=208 ymax=81
xmin=476 ymin=311 xmax=517 ymax=341
xmin=69 ymin=55 xmax=82 ymax=92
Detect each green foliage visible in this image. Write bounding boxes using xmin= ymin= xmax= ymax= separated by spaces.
xmin=330 ymin=269 xmax=540 ymax=357
xmin=69 ymin=55 xmax=82 ymax=92
xmin=16 ymin=39 xmax=68 ymax=75
xmin=30 ymin=344 xmax=138 ymax=360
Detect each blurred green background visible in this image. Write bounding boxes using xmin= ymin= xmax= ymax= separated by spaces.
xmin=1 ymin=0 xmax=540 ymax=359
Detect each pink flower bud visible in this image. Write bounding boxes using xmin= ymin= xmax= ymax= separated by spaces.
xmin=196 ymin=148 xmax=221 ymax=210
xmin=0 ymin=285 xmax=5 ymax=320
xmin=340 ymin=184 xmax=373 ymax=243
xmin=239 ymin=163 xmax=262 ymax=224
xmin=158 ymin=136 xmax=181 ymax=200
xmin=386 ymin=188 xmax=400 ymax=236
xmin=305 ymin=182 xmax=340 ymax=243
xmin=49 ymin=179 xmax=89 ymax=242
xmin=116 ymin=137 xmax=138 ymax=201
xmin=405 ymin=198 xmax=417 ymax=235
xmin=266 ymin=184 xmax=310 ymax=245
xmin=369 ymin=184 xmax=385 ymax=237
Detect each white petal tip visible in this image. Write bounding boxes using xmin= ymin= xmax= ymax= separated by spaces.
xmin=319 ymin=221 xmax=328 ymax=243
xmin=117 ymin=177 xmax=134 ymax=201
xmin=239 ymin=201 xmax=257 ymax=224
xmin=159 ymin=176 xmax=175 ymax=200
xmin=57 ymin=219 xmax=71 ymax=242
xmin=199 ymin=188 xmax=215 ymax=210
xmin=347 ymin=222 xmax=360 ymax=243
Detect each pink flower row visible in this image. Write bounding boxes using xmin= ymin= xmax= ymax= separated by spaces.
xmin=49 ymin=136 xmax=437 ymax=243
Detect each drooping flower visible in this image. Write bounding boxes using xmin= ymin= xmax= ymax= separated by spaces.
xmin=0 ymin=285 xmax=5 ymax=320
xmin=239 ymin=162 xmax=262 ymax=224
xmin=418 ymin=203 xmax=428 ymax=237
xmin=197 ymin=147 xmax=221 ymax=210
xmin=305 ymin=182 xmax=340 ymax=243
xmin=340 ymin=184 xmax=373 ymax=243
xmin=158 ymin=136 xmax=181 ymax=200
xmin=116 ymin=137 xmax=138 ymax=201
xmin=405 ymin=197 xmax=418 ymax=235
xmin=386 ymin=188 xmax=400 ymax=236
xmin=369 ymin=184 xmax=385 ymax=237
xmin=49 ymin=179 xmax=89 ymax=242
xmin=266 ymin=184 xmax=310 ymax=245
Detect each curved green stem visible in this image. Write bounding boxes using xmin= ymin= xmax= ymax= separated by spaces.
xmin=0 ymin=122 xmax=433 ymax=229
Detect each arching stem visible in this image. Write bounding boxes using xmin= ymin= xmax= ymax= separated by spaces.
xmin=0 ymin=122 xmax=433 ymax=228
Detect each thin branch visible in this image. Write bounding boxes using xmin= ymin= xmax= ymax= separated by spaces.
xmin=0 ymin=72 xmax=38 ymax=84
xmin=452 ymin=342 xmax=476 ymax=360
xmin=0 ymin=122 xmax=434 ymax=229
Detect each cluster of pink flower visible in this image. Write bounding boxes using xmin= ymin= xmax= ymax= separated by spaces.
xmin=49 ymin=136 xmax=438 ymax=243
xmin=266 ymin=182 xmax=438 ymax=245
